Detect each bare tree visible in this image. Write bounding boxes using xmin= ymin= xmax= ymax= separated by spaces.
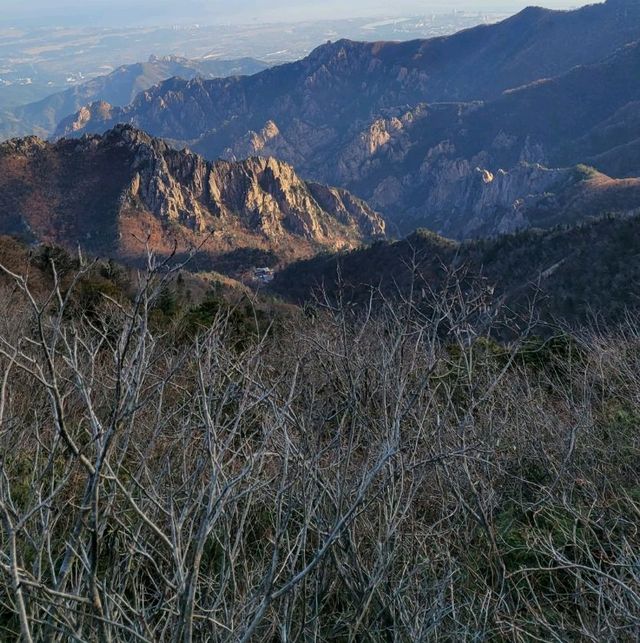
xmin=0 ymin=256 xmax=637 ymax=641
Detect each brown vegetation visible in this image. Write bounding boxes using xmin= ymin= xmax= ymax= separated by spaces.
xmin=0 ymin=248 xmax=638 ymax=640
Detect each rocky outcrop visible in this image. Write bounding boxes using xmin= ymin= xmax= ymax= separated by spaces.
xmin=203 ymin=156 xmax=384 ymax=242
xmin=415 ymin=156 xmax=570 ymax=237
xmin=221 ymin=119 xmax=336 ymax=170
xmin=306 ymin=182 xmax=386 ymax=238
xmin=64 ymin=101 xmax=116 ymax=134
xmin=0 ymin=125 xmax=384 ymax=267
xmin=336 ymin=107 xmax=422 ymax=184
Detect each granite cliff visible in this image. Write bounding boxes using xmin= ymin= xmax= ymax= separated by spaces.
xmin=0 ymin=125 xmax=384 ymax=269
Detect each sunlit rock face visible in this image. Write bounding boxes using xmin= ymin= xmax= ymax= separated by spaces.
xmin=0 ymin=125 xmax=385 ymax=264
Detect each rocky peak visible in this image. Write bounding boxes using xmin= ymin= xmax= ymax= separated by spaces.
xmin=306 ymin=39 xmax=355 ymax=64
xmin=58 ymin=100 xmax=116 ymax=136
xmin=0 ymin=127 xmax=385 ymax=264
xmin=0 ymin=135 xmax=49 ymax=157
xmin=224 ymin=120 xmax=283 ymax=159
xmin=205 ymin=155 xmax=385 ymax=241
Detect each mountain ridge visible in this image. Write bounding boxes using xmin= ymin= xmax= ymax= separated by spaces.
xmin=53 ymin=1 xmax=640 ymax=238
xmin=0 ymin=56 xmax=269 ymax=141
xmin=57 ymin=0 xmax=640 ymax=142
xmin=271 ymin=210 xmax=640 ymax=325
xmin=0 ymin=125 xmax=384 ymax=271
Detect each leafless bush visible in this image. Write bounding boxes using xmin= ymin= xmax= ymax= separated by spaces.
xmin=0 ymin=256 xmax=638 ymax=641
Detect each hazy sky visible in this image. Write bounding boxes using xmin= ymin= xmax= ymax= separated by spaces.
xmin=2 ymin=0 xmax=582 ymax=27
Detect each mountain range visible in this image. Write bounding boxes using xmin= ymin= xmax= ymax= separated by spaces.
xmin=0 ymin=125 xmax=383 ymax=271
xmin=0 ymin=56 xmax=268 ymax=141
xmin=55 ymin=0 xmax=640 ymax=237
xmin=2 ymin=0 xmax=640 ymax=320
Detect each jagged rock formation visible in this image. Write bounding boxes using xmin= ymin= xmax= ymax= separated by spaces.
xmin=320 ymin=39 xmax=640 ymax=235
xmin=0 ymin=125 xmax=384 ymax=269
xmin=53 ymin=1 xmax=640 ymax=238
